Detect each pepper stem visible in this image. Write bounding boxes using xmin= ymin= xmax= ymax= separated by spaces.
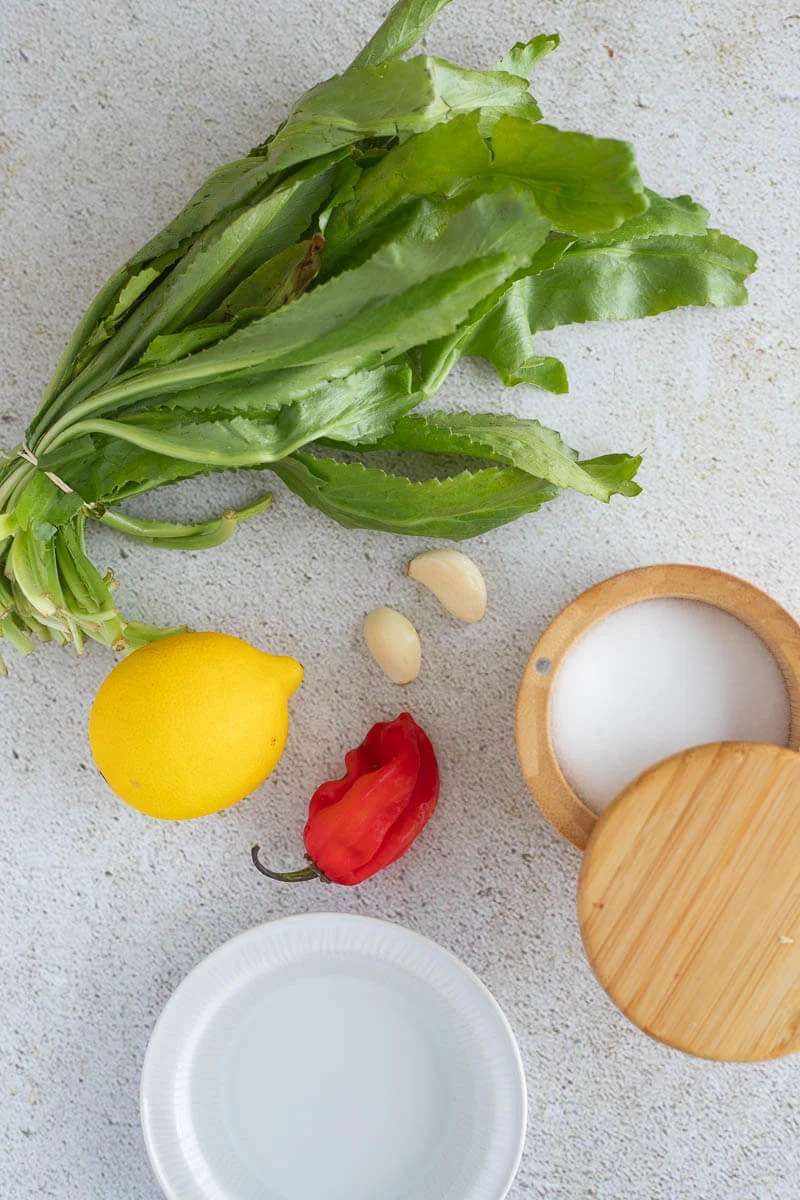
xmin=251 ymin=844 xmax=327 ymax=883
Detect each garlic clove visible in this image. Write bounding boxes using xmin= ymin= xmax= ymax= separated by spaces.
xmin=363 ymin=607 xmax=421 ymax=685
xmin=407 ymin=549 xmax=487 ymax=623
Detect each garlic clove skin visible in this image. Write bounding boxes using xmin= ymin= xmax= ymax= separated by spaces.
xmin=363 ymin=607 xmax=421 ymax=685
xmin=407 ymin=549 xmax=487 ymax=623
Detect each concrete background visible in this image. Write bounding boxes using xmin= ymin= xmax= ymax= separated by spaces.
xmin=1 ymin=0 xmax=798 ymax=1196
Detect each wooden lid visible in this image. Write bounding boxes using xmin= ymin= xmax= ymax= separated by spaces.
xmin=516 ymin=565 xmax=800 ymax=850
xmin=578 ymin=742 xmax=800 ymax=1061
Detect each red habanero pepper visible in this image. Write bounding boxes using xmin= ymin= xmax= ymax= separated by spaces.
xmin=251 ymin=712 xmax=439 ymax=886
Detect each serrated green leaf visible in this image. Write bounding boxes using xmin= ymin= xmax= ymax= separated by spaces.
xmin=318 ymin=158 xmax=363 ymax=233
xmin=273 ymin=452 xmax=558 ymax=539
xmin=192 ymin=187 xmax=549 ymax=375
xmin=579 ymin=454 xmax=642 ymax=497
xmin=427 ymin=57 xmax=541 ymax=123
xmin=351 ymin=0 xmax=453 ymax=69
xmin=261 ymin=56 xmax=539 ymax=175
xmin=489 ymin=117 xmax=647 ymax=234
xmin=522 ymin=228 xmax=757 ymax=330
xmin=137 ymin=237 xmax=327 ymax=369
xmin=323 ymin=112 xmax=492 ymax=270
xmin=415 ymin=237 xmax=573 ymax=395
xmin=106 ymin=165 xmax=338 ymax=377
xmin=496 ymin=34 xmax=560 ymax=75
xmin=461 ymin=285 xmax=569 ymax=391
xmin=138 ymin=322 xmax=237 ymax=368
xmin=128 ymin=156 xmax=278 ymax=268
xmin=42 ymin=365 xmax=420 ymax=483
xmin=119 ymin=361 xmax=355 ymax=422
xmin=586 ymin=189 xmax=709 ymax=244
xmin=44 ymin=160 xmax=341 ymax=434
xmin=70 ymin=261 xmax=169 ymax=377
xmin=43 ymin=434 xmax=217 ymax=506
xmin=361 ymin=411 xmax=639 ymax=500
xmin=326 ymin=112 xmax=644 ymax=274
xmin=72 ymin=188 xmax=550 ymax=411
xmin=211 ymin=237 xmax=323 ymax=318
xmin=493 ymin=354 xmax=567 ymax=391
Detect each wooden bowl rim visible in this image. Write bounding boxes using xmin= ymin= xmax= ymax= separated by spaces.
xmin=515 ymin=564 xmax=800 ymax=851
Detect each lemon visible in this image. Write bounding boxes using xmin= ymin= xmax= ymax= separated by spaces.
xmin=89 ymin=631 xmax=303 ymax=820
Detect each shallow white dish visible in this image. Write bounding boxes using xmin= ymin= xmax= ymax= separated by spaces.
xmin=141 ymin=913 xmax=527 ymax=1200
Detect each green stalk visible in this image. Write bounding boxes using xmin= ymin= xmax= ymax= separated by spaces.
xmin=0 ymin=461 xmax=35 ymax=512
xmin=96 ymin=492 xmax=272 ymax=549
xmin=0 ymin=613 xmax=35 ymax=656
xmin=0 ymin=512 xmax=19 ymax=540
xmin=54 ymin=529 xmax=99 ymax=614
xmin=122 ymin=620 xmax=187 ymax=650
xmin=6 ymin=466 xmax=41 ymax=515
xmin=53 ymin=522 xmax=127 ymax=648
xmin=0 ymin=573 xmax=14 ymax=618
xmin=25 ymin=613 xmax=54 ymax=643
xmin=44 ymin=411 xmax=324 ymax=469
xmin=60 ymin=521 xmax=117 ymax=612
xmin=9 ymin=531 xmax=58 ymax=619
xmin=42 ymin=537 xmax=83 ymax=651
xmin=6 ymin=575 xmax=60 ymax=642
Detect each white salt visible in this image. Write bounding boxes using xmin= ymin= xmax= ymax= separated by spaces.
xmin=549 ymin=598 xmax=791 ymax=814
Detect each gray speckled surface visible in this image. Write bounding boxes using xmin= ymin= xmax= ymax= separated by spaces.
xmin=1 ymin=1 xmax=799 ymax=1196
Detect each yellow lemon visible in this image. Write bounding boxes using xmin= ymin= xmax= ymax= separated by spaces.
xmin=89 ymin=631 xmax=303 ymax=819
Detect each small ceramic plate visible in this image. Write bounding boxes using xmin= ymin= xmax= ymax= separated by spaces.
xmin=141 ymin=913 xmax=527 ymax=1200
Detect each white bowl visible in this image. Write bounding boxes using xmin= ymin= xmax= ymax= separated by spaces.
xmin=141 ymin=913 xmax=527 ymax=1200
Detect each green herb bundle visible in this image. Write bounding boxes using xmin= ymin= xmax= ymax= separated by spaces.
xmin=0 ymin=0 xmax=755 ymax=667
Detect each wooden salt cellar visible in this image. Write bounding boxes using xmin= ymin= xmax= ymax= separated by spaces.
xmin=516 ymin=565 xmax=800 ymax=1061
